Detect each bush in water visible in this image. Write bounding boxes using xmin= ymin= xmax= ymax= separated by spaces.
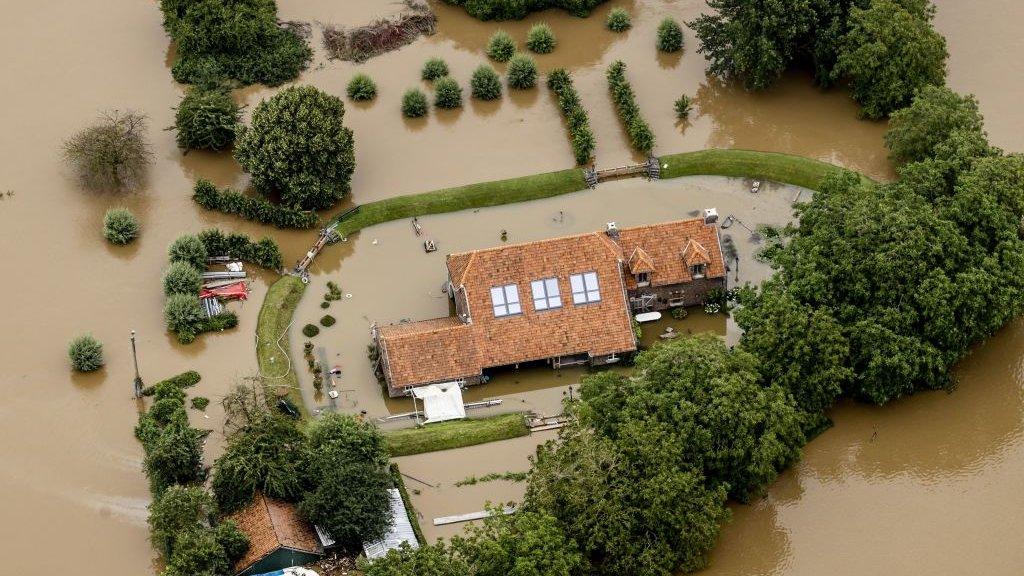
xmin=526 ymin=23 xmax=557 ymax=54
xmin=103 ymin=207 xmax=140 ymax=245
xmin=421 ymin=58 xmax=449 ymax=81
xmin=168 ymin=234 xmax=208 ymax=270
xmin=506 ymin=53 xmax=538 ymax=89
xmin=163 ymin=261 xmax=202 ymax=297
xmin=69 ymin=334 xmax=104 ymax=372
xmin=434 ymin=77 xmax=463 ymax=109
xmin=486 ymin=31 xmax=516 ymax=62
xmin=471 ymin=65 xmax=503 ymax=100
xmin=347 ymin=73 xmax=378 ymax=101
xmin=402 ymin=88 xmax=429 ymax=118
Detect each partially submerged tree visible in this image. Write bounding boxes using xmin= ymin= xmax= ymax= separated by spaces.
xmin=526 ymin=23 xmax=557 ymax=54
xmin=64 ymin=111 xmax=152 ymax=191
xmin=402 ymin=88 xmax=429 ymax=118
xmin=68 ymin=334 xmax=104 ymax=372
xmin=656 ymin=17 xmax=684 ymax=52
xmin=174 ymin=85 xmax=241 ymax=151
xmin=347 ymin=73 xmax=378 ymax=102
xmin=833 ymin=0 xmax=947 ymax=119
xmin=506 ymin=53 xmax=538 ymax=89
xmin=163 ymin=261 xmax=202 ymax=297
xmin=103 ymin=207 xmax=140 ymax=245
xmin=235 ymin=86 xmax=356 ymax=211
xmin=470 ymin=65 xmax=502 ymax=100
xmin=434 ymin=77 xmax=463 ymax=109
xmin=486 ymin=30 xmax=516 ymax=62
xmin=168 ymin=234 xmax=209 ymax=270
xmin=885 ymin=85 xmax=986 ymax=164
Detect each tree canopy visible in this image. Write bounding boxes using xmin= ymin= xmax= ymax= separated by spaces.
xmin=833 ymin=0 xmax=948 ymax=118
xmin=235 ymin=86 xmax=356 ymax=211
xmin=211 ymin=414 xmax=308 ymax=512
xmin=885 ymin=85 xmax=986 ymax=164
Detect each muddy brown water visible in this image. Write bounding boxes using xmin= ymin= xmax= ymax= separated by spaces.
xmin=0 ymin=0 xmax=1021 ymax=574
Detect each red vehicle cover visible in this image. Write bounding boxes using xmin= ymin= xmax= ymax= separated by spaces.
xmin=200 ymin=281 xmax=249 ymax=301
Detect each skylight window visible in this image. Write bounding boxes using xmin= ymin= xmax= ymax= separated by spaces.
xmin=531 ymin=278 xmax=562 ymax=311
xmin=570 ymin=272 xmax=601 ymax=304
xmin=490 ymin=284 xmax=521 ymax=317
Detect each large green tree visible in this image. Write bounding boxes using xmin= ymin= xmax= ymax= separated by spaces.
xmin=524 ymin=424 xmax=728 ymax=576
xmin=160 ymin=0 xmax=310 ymax=86
xmin=833 ymin=0 xmax=947 ymax=118
xmin=362 ymin=542 xmax=470 ymax=576
xmin=735 ymin=285 xmax=851 ymax=415
xmin=298 ymin=414 xmax=392 ymax=547
xmin=885 ymin=86 xmax=986 ymax=164
xmin=211 ymin=415 xmax=307 ymax=512
xmin=578 ymin=334 xmax=805 ymax=501
xmin=235 ymin=86 xmax=356 ymax=211
xmin=148 ymin=485 xmax=217 ymax=556
xmin=451 ymin=510 xmax=582 ymax=576
xmin=690 ymin=0 xmax=816 ymax=91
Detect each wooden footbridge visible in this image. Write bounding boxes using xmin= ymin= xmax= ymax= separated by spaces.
xmin=584 ymin=156 xmax=661 ymax=188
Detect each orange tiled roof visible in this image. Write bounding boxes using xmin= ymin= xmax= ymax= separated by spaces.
xmin=618 ymin=218 xmax=726 ymax=290
xmin=377 ymin=318 xmax=481 ymax=388
xmin=627 ymin=247 xmax=657 ymax=274
xmin=377 ymin=218 xmax=725 ymax=389
xmin=229 ymin=493 xmax=321 ymax=575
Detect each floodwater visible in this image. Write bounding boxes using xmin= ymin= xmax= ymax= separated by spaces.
xmin=0 ymin=0 xmax=1021 ymax=574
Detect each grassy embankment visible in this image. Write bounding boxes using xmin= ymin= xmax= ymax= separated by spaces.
xmin=259 ymin=149 xmax=863 ymax=450
xmin=385 ymin=413 xmax=530 ymax=457
xmin=256 ymin=275 xmax=308 ymax=419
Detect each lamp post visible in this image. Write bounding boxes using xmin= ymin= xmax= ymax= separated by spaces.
xmin=130 ymin=330 xmax=144 ymax=399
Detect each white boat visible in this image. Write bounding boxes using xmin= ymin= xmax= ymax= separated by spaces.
xmin=635 ymin=311 xmax=662 ymax=323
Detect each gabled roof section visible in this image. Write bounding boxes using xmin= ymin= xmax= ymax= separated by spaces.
xmin=681 ymin=238 xmax=712 ymax=266
xmin=378 ymin=317 xmax=481 ymax=389
xmin=617 ymin=217 xmax=726 ymax=290
xmin=627 ymin=247 xmax=657 ymax=274
xmin=229 ymin=493 xmax=321 ymax=575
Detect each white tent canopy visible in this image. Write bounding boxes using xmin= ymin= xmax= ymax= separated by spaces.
xmin=411 ymin=382 xmax=466 ymax=424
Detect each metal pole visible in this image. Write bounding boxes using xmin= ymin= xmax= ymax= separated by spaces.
xmin=130 ymin=330 xmax=144 ymax=398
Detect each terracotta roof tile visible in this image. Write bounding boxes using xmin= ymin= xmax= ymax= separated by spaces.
xmin=229 ymin=493 xmax=321 ymax=575
xmin=377 ymin=218 xmax=725 ymax=389
xmin=618 ymin=218 xmax=726 ymax=290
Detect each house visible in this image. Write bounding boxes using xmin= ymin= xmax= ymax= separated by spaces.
xmin=229 ymin=493 xmax=324 ymax=576
xmin=373 ymin=216 xmax=727 ymax=397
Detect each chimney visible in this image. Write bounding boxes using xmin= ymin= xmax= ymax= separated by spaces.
xmin=605 ymin=221 xmax=620 ymax=239
xmin=702 ymin=208 xmax=719 ymax=225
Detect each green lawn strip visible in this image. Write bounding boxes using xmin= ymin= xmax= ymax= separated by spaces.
xmin=332 ymin=149 xmax=871 ymax=238
xmin=389 ymin=463 xmax=427 ymax=545
xmin=660 ymin=149 xmax=875 ymax=190
xmin=256 ymin=275 xmax=309 ymax=419
xmin=385 ymin=413 xmax=530 ymax=457
xmin=334 ymin=168 xmax=588 ymax=236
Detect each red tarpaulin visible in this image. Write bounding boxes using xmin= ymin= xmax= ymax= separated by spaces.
xmin=200 ymin=281 xmax=249 ymax=301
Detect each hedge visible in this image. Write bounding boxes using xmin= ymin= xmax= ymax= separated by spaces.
xmin=444 ymin=0 xmax=609 ymax=20
xmin=197 ymin=228 xmax=284 ymax=270
xmin=606 ymin=60 xmax=655 ymax=154
xmin=192 ymin=179 xmax=319 ymax=229
xmin=547 ymin=69 xmax=596 ymax=165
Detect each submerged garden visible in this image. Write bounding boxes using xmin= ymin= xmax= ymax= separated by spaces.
xmin=46 ymin=0 xmax=1024 ymax=575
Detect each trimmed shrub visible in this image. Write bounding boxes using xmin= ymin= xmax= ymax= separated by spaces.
xmin=163 ymin=261 xmax=202 ymax=297
xmin=526 ymin=23 xmax=557 ymax=54
xmin=235 ymin=86 xmax=355 ymax=211
xmin=607 ymin=7 xmax=631 ymax=32
xmin=486 ymin=31 xmax=516 ymax=62
xmin=168 ymin=235 xmax=208 ymax=270
xmin=434 ymin=77 xmax=463 ymax=109
xmin=421 ymin=58 xmax=449 ymax=81
xmin=141 ymin=371 xmax=202 ymax=396
xmin=675 ymin=94 xmax=693 ymax=119
xmin=347 ymin=73 xmax=378 ymax=101
xmin=320 ymin=315 xmax=336 ymax=327
xmin=657 ymin=18 xmax=684 ymax=52
xmin=320 ymin=301 xmax=330 ymax=309
xmin=506 ymin=53 xmax=538 ymax=89
xmin=69 ymin=334 xmax=104 ymax=372
xmin=191 ymin=396 xmax=210 ymax=411
xmin=196 ymin=228 xmax=283 ymax=270
xmin=445 ymin=0 xmax=608 ymax=20
xmin=606 ymin=61 xmax=656 ymax=154
xmin=164 ymin=293 xmax=204 ymax=343
xmin=547 ymin=69 xmax=596 ymax=165
xmin=103 ymin=207 xmax=139 ymax=245
xmin=303 ymin=324 xmax=321 ymax=338
xmin=192 ymin=179 xmax=319 ymax=229
xmin=174 ymin=85 xmax=240 ymax=151
xmin=401 ymin=88 xmax=429 ymax=118
xmin=471 ymin=65 xmax=503 ymax=100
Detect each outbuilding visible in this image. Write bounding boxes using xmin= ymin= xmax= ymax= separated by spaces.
xmin=229 ymin=493 xmax=324 ymax=576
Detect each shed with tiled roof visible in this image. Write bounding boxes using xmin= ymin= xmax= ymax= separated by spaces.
xmin=228 ymin=493 xmax=323 ymax=576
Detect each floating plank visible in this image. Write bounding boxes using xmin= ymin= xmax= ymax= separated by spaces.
xmin=433 ymin=506 xmax=515 ymax=526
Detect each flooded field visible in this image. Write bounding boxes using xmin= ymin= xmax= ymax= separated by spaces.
xmin=0 ymin=0 xmax=1022 ymax=574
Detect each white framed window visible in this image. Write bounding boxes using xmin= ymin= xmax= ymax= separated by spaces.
xmin=636 ymin=272 xmax=650 ymax=286
xmin=690 ymin=264 xmax=706 ymax=278
xmin=531 ymin=278 xmax=562 ymax=311
xmin=490 ymin=284 xmax=521 ymax=317
xmin=570 ymin=272 xmax=601 ymax=304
